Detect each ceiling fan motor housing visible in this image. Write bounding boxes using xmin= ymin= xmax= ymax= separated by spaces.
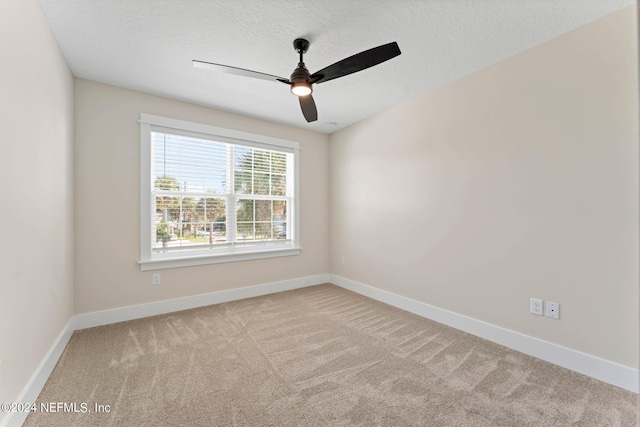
xmin=290 ymin=64 xmax=311 ymax=85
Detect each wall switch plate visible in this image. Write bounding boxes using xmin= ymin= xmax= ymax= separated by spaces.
xmin=340 ymin=256 xmax=345 ymax=266
xmin=530 ymin=298 xmax=543 ymax=315
xmin=152 ymin=273 xmax=161 ymax=285
xmin=545 ymin=301 xmax=560 ymax=319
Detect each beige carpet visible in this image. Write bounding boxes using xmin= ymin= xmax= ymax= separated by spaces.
xmin=25 ymin=284 xmax=638 ymax=426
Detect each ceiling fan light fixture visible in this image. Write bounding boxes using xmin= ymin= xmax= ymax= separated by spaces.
xmin=291 ymin=82 xmax=312 ymax=97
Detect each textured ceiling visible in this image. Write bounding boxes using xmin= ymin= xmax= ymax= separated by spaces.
xmin=38 ymin=0 xmax=633 ymax=133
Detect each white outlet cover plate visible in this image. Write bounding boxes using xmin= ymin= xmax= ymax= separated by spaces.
xmin=545 ymin=301 xmax=560 ymax=319
xmin=530 ymin=298 xmax=543 ymax=315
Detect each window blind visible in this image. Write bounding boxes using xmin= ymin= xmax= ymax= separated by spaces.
xmin=150 ymin=130 xmax=294 ymax=256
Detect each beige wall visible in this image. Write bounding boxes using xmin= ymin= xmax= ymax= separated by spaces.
xmin=329 ymin=6 xmax=639 ymax=368
xmin=0 ymin=0 xmax=74 ymax=419
xmin=74 ymin=79 xmax=330 ymax=314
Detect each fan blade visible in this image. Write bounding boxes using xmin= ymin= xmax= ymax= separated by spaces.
xmin=193 ymin=60 xmax=290 ymax=83
xmin=309 ymin=42 xmax=401 ymax=84
xmin=299 ymin=94 xmax=318 ymax=122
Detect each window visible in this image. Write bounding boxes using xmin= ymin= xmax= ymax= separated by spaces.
xmin=139 ymin=114 xmax=300 ymax=270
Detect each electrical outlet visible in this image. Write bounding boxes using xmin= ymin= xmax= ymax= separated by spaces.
xmin=545 ymin=301 xmax=560 ymax=319
xmin=530 ymin=298 xmax=543 ymax=315
xmin=152 ymin=273 xmax=161 ymax=285
xmin=340 ymin=256 xmax=345 ymax=266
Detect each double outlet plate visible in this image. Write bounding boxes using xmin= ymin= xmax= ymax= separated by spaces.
xmin=530 ymin=298 xmax=559 ymax=319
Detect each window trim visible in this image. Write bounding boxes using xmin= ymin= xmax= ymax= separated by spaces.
xmin=138 ymin=113 xmax=301 ymax=271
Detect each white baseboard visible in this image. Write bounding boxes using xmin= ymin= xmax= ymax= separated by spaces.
xmin=1 ymin=318 xmax=75 ymax=427
xmin=330 ymin=274 xmax=639 ymax=394
xmin=74 ymin=273 xmax=330 ymax=330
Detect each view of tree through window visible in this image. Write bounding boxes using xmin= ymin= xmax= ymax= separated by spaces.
xmin=151 ymin=131 xmax=292 ymax=254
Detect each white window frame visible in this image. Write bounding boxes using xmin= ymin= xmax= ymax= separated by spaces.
xmin=138 ymin=113 xmax=301 ymax=271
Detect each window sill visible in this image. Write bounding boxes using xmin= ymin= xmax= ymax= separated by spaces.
xmin=139 ymin=247 xmax=302 ymax=271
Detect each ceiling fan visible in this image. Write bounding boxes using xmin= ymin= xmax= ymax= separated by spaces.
xmin=193 ymin=38 xmax=401 ymax=123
